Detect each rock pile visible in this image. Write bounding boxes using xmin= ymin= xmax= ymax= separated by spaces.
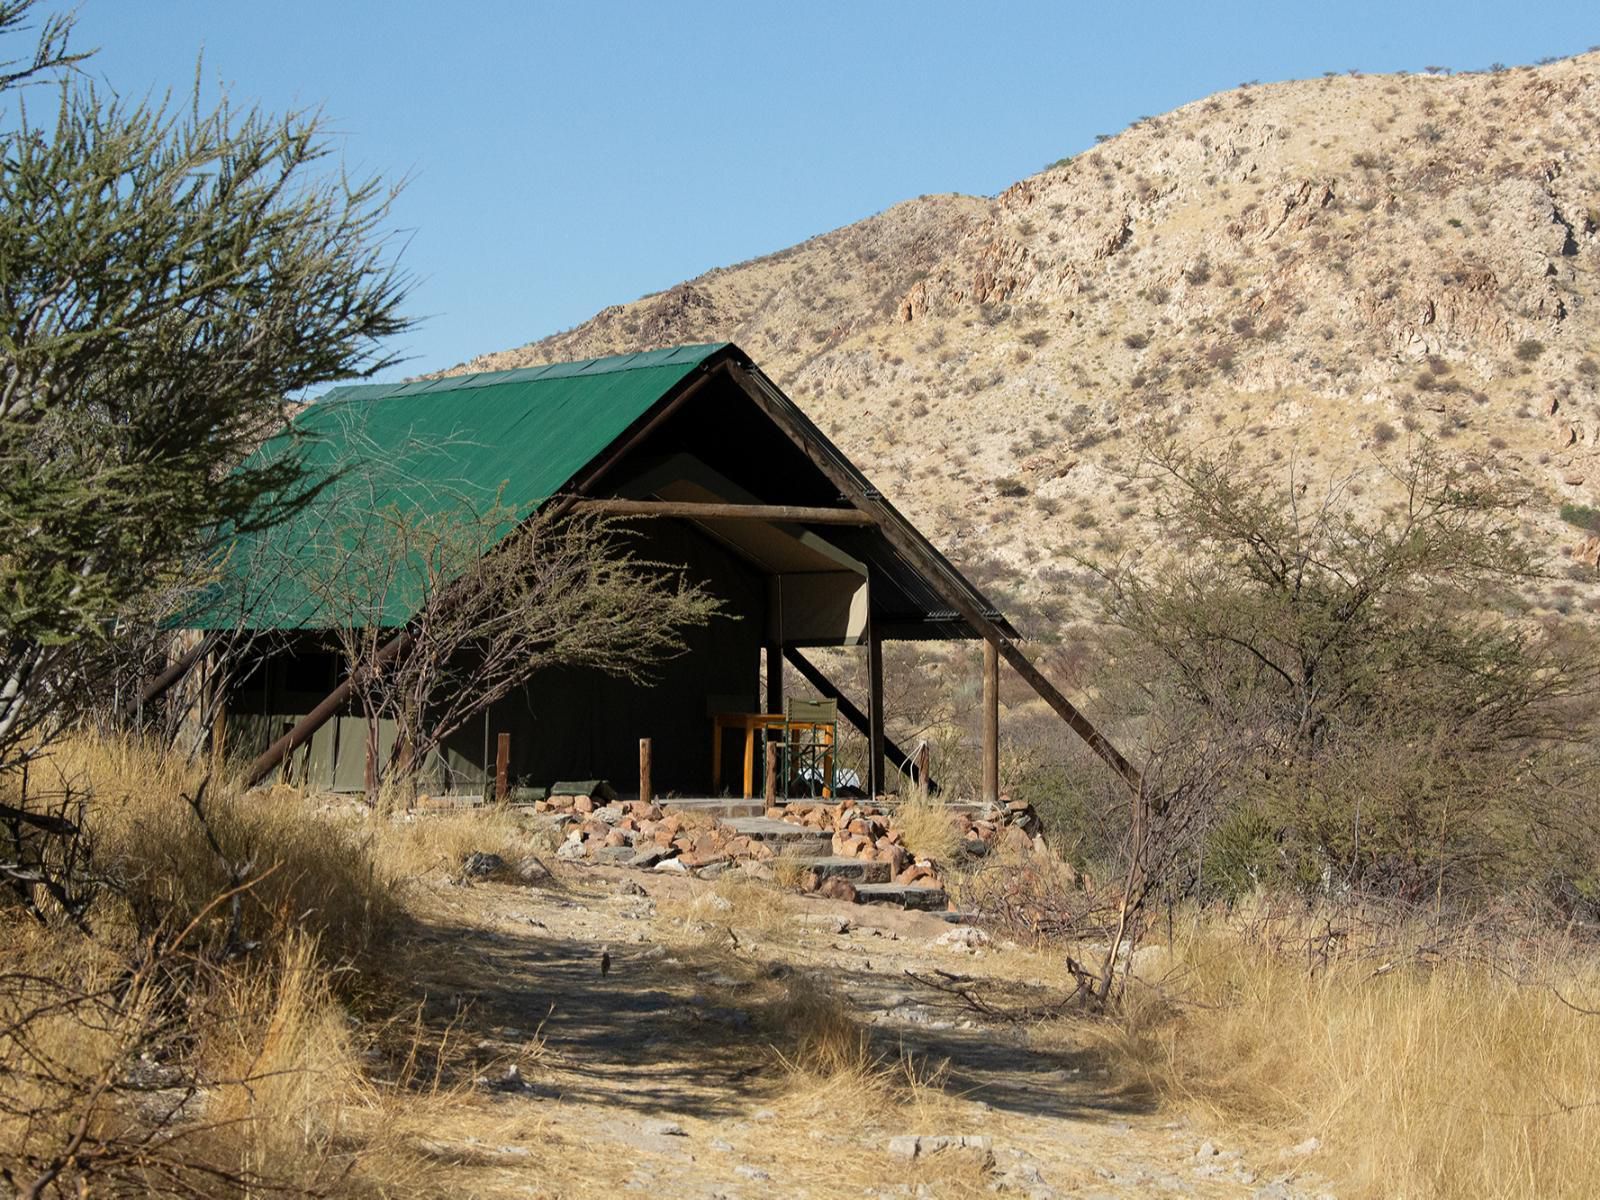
xmin=536 ymin=796 xmax=777 ymax=871
xmin=777 ymin=801 xmax=937 ymax=886
xmin=775 ymin=797 xmax=1047 ymax=888
xmin=953 ymin=799 xmax=1047 ymax=858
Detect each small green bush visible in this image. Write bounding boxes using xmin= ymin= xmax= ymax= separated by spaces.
xmin=1560 ymin=503 xmax=1600 ymax=533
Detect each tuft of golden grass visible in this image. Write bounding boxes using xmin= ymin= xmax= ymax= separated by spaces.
xmin=43 ymin=737 xmax=548 ymax=964
xmin=659 ymin=872 xmax=799 ymax=948
xmin=771 ymin=856 xmax=809 ymax=890
xmin=1084 ymin=904 xmax=1600 ymax=1200
xmin=43 ymin=737 xmax=404 ymax=971
xmin=765 ymin=971 xmax=875 ymax=1080
xmin=891 ymin=797 xmax=960 ymax=865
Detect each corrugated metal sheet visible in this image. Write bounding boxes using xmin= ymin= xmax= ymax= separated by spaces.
xmin=192 ymin=344 xmax=728 ymax=630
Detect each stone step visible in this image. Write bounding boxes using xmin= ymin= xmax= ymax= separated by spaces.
xmin=805 ymin=856 xmax=892 ymax=885
xmin=661 ymin=797 xmax=768 ymax=820
xmin=853 ymin=883 xmax=949 ymax=911
xmin=719 ymin=816 xmax=833 ymax=858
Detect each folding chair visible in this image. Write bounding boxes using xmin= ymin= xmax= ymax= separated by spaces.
xmin=768 ymin=697 xmax=837 ymax=800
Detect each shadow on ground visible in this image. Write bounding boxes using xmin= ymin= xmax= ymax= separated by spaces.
xmin=383 ymin=880 xmax=1155 ymax=1127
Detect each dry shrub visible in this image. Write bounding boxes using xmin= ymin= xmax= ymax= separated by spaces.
xmin=48 ymin=737 xmax=545 ymax=970
xmin=892 ymin=797 xmax=960 ymax=865
xmin=1096 ymin=902 xmax=1600 ymax=1199
xmin=0 ymin=921 xmax=446 ymax=1197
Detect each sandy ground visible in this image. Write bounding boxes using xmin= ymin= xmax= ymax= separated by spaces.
xmin=379 ymin=861 xmax=1340 ymax=1200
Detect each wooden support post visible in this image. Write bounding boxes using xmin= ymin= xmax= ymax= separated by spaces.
xmin=364 ymin=716 xmax=378 ymax=798
xmin=982 ymin=639 xmax=1000 ymax=806
xmin=495 ymin=732 xmax=510 ymax=802
xmin=639 ymin=738 xmax=653 ymax=802
xmin=765 ymin=742 xmax=779 ymax=809
xmin=211 ymin=702 xmax=227 ymax=772
xmin=867 ymin=619 xmax=885 ymax=799
xmin=915 ymin=741 xmax=930 ymax=804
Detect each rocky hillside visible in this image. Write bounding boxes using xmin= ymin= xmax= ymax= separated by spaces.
xmin=452 ymin=55 xmax=1600 ymax=627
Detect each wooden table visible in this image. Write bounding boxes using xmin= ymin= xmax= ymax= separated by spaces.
xmin=711 ymin=712 xmax=834 ymax=799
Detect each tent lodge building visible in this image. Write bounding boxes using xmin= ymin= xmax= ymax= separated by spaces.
xmin=178 ymin=344 xmax=1133 ymax=802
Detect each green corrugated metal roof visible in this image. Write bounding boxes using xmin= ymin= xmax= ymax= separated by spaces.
xmin=191 ymin=344 xmax=729 ymax=630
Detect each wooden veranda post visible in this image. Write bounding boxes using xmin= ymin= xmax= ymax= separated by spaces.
xmin=210 ymin=704 xmax=227 ymax=773
xmin=639 ymin=738 xmax=653 ymax=803
xmin=982 ymin=640 xmax=1000 ymax=806
xmin=867 ymin=618 xmax=885 ymax=799
xmin=364 ymin=716 xmax=378 ymax=798
xmin=495 ymin=733 xmax=510 ymax=802
xmin=765 ymin=742 xmax=779 ymax=808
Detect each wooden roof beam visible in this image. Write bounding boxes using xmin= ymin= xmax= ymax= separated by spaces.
xmin=570 ymin=499 xmax=876 ymax=525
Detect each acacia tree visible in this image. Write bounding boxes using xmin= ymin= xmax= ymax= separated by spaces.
xmin=0 ymin=0 xmax=410 ymax=770
xmin=1093 ymin=438 xmax=1600 ymax=913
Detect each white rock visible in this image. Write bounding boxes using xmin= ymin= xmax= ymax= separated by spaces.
xmin=932 ymin=926 xmax=991 ymax=951
xmin=887 ymin=1134 xmax=994 ymax=1166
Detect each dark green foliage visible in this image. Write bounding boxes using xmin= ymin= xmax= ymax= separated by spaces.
xmin=1560 ymin=503 xmax=1600 ymax=533
xmin=0 ymin=2 xmax=410 ymax=758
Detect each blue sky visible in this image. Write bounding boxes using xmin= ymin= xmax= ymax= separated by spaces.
xmin=72 ymin=1 xmax=1597 ymax=380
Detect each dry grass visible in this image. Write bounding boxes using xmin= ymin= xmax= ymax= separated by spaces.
xmin=1085 ymin=903 xmax=1600 ymax=1200
xmin=0 ymin=919 xmax=457 ymax=1197
xmin=659 ymin=871 xmax=799 ymax=946
xmin=771 ymin=856 xmax=810 ymax=890
xmin=41 ymin=737 xmax=547 ymax=962
xmin=890 ymin=797 xmax=961 ymax=865
xmin=41 ymin=737 xmax=406 ymax=971
xmin=0 ymin=736 xmax=548 ymax=1197
xmin=369 ymin=805 xmax=548 ymax=882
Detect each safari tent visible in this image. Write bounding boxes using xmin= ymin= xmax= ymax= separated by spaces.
xmin=158 ymin=343 xmax=1133 ymax=800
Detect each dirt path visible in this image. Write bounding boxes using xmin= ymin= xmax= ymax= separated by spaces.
xmin=383 ymin=864 xmax=1339 ymax=1200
